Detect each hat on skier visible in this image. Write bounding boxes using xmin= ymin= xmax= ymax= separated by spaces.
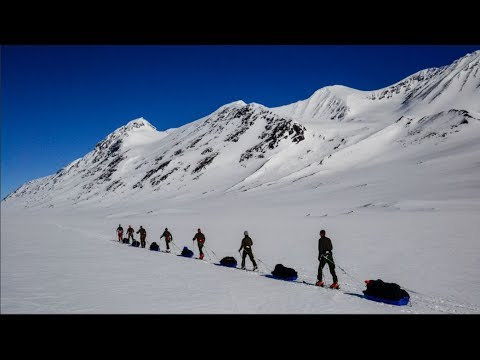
xmin=244 ymin=231 xmax=249 ymax=236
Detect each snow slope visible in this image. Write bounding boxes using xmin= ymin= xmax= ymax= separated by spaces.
xmin=1 ymin=50 xmax=479 ymax=313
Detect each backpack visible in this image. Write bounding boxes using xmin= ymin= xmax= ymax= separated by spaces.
xmin=219 ymin=256 xmax=238 ymax=267
xmin=363 ymin=279 xmax=410 ymax=301
xmin=181 ymin=246 xmax=194 ymax=257
xmin=149 ymin=242 xmax=159 ymax=251
xmin=271 ymin=264 xmax=298 ymax=280
xmin=131 ymin=240 xmax=140 ymax=247
xmin=122 ymin=238 xmax=130 ymax=244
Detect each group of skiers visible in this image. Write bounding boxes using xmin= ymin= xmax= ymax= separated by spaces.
xmin=117 ymin=224 xmax=147 ymax=248
xmin=115 ymin=225 xmax=339 ymax=288
xmin=115 ymin=225 xmax=194 ymax=254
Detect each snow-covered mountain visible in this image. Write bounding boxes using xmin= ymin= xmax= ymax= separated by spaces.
xmin=3 ymin=50 xmax=479 ymax=209
xmin=275 ymin=50 xmax=479 ymax=121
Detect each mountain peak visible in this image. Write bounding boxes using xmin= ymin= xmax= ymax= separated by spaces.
xmin=311 ymin=85 xmax=360 ymax=98
xmin=90 ymin=117 xmax=157 ymax=158
xmin=214 ymin=100 xmax=247 ymax=113
xmin=229 ymin=100 xmax=247 ymax=107
xmin=273 ymin=85 xmax=356 ymax=121
xmin=123 ymin=117 xmax=157 ymax=132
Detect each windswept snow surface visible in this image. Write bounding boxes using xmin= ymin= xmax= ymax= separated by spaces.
xmin=2 ymin=176 xmax=479 ymax=314
xmin=2 ymin=51 xmax=480 ymax=314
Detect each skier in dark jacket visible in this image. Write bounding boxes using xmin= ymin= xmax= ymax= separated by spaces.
xmin=116 ymin=224 xmax=124 ymax=242
xmin=160 ymin=228 xmax=173 ymax=252
xmin=316 ymin=229 xmax=339 ymax=288
xmin=126 ymin=225 xmax=135 ymax=241
xmin=137 ymin=226 xmax=147 ymax=248
xmin=238 ymin=231 xmax=257 ymax=270
xmin=192 ymin=228 xmax=205 ymax=260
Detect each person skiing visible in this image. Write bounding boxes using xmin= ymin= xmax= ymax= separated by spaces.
xmin=192 ymin=228 xmax=205 ymax=260
xmin=126 ymin=225 xmax=135 ymax=242
xmin=160 ymin=227 xmax=173 ymax=252
xmin=238 ymin=230 xmax=258 ymax=270
xmin=316 ymin=229 xmax=339 ymax=289
xmin=136 ymin=226 xmax=147 ymax=248
xmin=116 ymin=224 xmax=124 ymax=242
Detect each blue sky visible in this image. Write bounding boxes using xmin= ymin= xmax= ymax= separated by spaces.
xmin=2 ymin=45 xmax=479 ymax=199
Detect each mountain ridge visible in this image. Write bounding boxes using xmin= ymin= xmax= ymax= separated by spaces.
xmin=3 ymin=50 xmax=479 ymax=208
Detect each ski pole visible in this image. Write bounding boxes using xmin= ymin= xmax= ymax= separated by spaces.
xmin=204 ymin=244 xmax=217 ymax=259
xmin=321 ymin=253 xmax=349 ymax=275
xmin=202 ymin=246 xmax=211 ymax=259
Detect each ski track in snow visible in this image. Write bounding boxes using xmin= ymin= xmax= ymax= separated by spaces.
xmin=3 ymin=190 xmax=480 ymax=314
xmin=122 ymin=232 xmax=480 ymax=314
